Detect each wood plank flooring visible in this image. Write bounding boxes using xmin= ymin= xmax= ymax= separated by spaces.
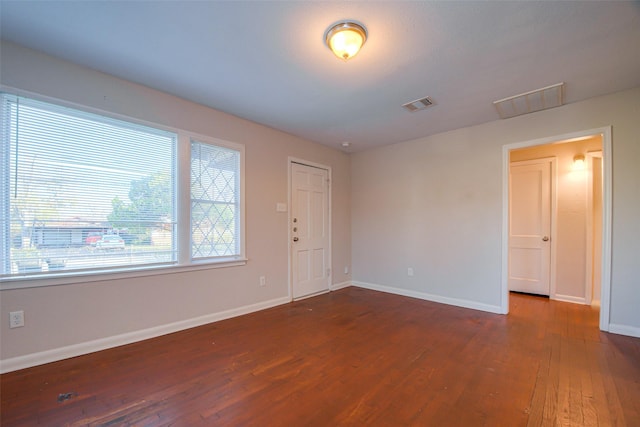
xmin=1 ymin=287 xmax=639 ymax=426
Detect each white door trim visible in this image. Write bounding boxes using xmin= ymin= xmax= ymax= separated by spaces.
xmin=509 ymin=157 xmax=557 ymax=298
xmin=501 ymin=126 xmax=612 ymax=332
xmin=287 ymin=157 xmax=332 ymax=302
xmin=585 ymin=150 xmax=603 ymax=306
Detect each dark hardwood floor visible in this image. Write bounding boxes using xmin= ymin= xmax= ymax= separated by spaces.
xmin=2 ymin=287 xmax=639 ymax=426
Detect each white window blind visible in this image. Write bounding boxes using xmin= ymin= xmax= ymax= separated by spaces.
xmin=0 ymin=93 xmax=177 ymax=277
xmin=190 ymin=140 xmax=241 ymax=260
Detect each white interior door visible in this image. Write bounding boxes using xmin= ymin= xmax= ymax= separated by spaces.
xmin=509 ymin=159 xmax=553 ymax=295
xmin=291 ymin=162 xmax=330 ymax=299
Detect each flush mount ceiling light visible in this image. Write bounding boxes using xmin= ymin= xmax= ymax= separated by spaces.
xmin=324 ymin=21 xmax=367 ymax=61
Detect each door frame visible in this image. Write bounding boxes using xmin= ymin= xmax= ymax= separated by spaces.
xmin=509 ymin=157 xmax=558 ymax=298
xmin=585 ymin=150 xmax=603 ymax=306
xmin=287 ymin=157 xmax=332 ymax=301
xmin=501 ymin=126 xmax=612 ymax=332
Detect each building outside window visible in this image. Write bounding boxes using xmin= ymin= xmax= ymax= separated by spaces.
xmin=0 ymin=92 xmax=244 ymax=282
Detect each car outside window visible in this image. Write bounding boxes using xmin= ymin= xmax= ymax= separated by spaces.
xmin=0 ymin=92 xmax=245 ymax=283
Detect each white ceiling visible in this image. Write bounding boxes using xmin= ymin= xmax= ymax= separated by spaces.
xmin=1 ymin=1 xmax=639 ymax=152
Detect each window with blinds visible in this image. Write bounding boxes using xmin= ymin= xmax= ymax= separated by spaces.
xmin=0 ymin=93 xmax=180 ymax=277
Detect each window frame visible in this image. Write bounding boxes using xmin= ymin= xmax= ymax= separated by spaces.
xmin=189 ymin=138 xmax=244 ymax=263
xmin=0 ymin=87 xmax=246 ymax=290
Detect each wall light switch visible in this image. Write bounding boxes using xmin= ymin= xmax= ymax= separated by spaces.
xmin=276 ymin=203 xmax=287 ymax=212
xmin=407 ymin=268 xmax=414 ymax=277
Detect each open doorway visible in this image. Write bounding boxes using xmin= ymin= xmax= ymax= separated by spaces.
xmin=501 ymin=127 xmax=612 ymax=331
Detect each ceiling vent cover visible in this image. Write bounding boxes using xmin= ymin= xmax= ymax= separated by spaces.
xmin=493 ymin=82 xmax=564 ymax=119
xmin=402 ymin=96 xmax=434 ymax=112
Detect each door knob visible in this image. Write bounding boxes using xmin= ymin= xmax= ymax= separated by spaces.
xmin=293 ymin=237 xmax=299 ymax=242
xmin=542 ymin=236 xmax=549 ymax=241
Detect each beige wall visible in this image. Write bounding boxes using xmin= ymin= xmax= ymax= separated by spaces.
xmin=0 ymin=42 xmax=352 ymax=366
xmin=2 ymin=41 xmax=639 ymax=370
xmin=352 ymin=86 xmax=640 ymax=335
xmin=510 ymin=137 xmax=602 ymax=302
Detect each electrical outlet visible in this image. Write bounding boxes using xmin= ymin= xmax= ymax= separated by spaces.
xmin=9 ymin=310 xmax=24 ymax=328
xmin=259 ymin=276 xmax=266 ymax=287
xmin=407 ymin=267 xmax=414 ymax=277
xmin=344 ymin=266 xmax=349 ymax=274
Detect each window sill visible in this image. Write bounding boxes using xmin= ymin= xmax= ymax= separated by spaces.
xmin=0 ymin=259 xmax=248 ymax=291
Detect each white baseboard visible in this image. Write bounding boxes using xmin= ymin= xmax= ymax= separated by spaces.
xmin=608 ymin=323 xmax=640 ymax=338
xmin=330 ymin=280 xmax=352 ymax=291
xmin=552 ymin=294 xmax=587 ymax=305
xmin=352 ymin=281 xmax=503 ymax=314
xmin=0 ymin=296 xmax=290 ymax=374
xmin=293 ymin=289 xmax=330 ymax=301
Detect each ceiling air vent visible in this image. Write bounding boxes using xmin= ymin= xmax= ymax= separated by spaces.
xmin=493 ymin=82 xmax=564 ymax=119
xmin=402 ymin=96 xmax=434 ymax=112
